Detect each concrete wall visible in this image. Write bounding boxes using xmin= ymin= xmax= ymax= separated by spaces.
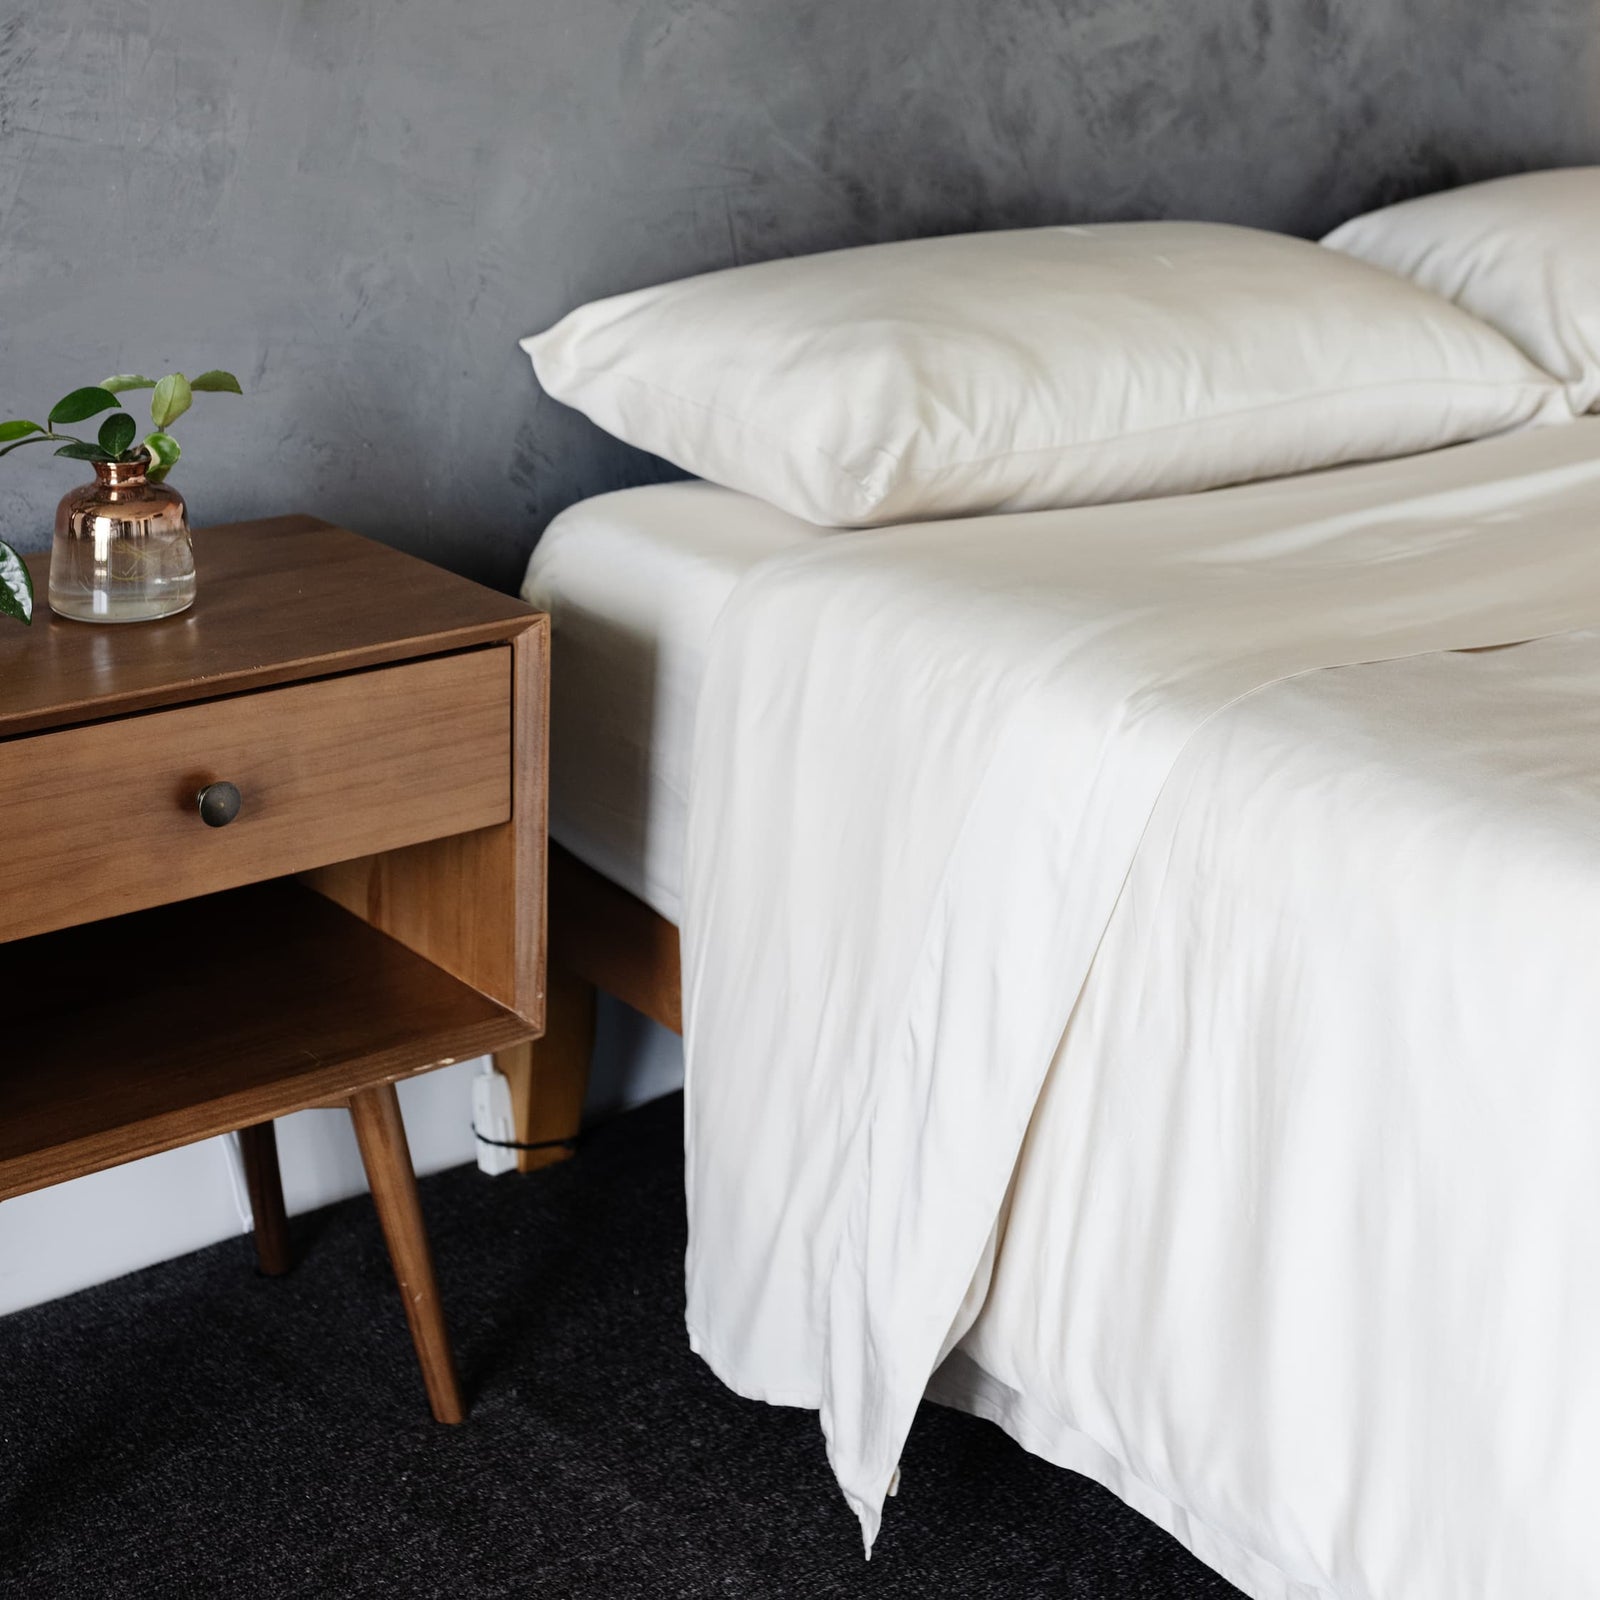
xmin=4 ymin=2 xmax=1599 ymax=586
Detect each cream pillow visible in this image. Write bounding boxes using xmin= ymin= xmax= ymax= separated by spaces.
xmin=1324 ymin=167 xmax=1600 ymax=415
xmin=523 ymin=222 xmax=1561 ymax=527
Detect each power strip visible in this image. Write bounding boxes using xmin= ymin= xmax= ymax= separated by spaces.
xmin=471 ymin=1065 xmax=519 ymax=1176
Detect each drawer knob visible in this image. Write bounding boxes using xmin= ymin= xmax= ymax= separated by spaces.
xmin=196 ymin=780 xmax=242 ymax=829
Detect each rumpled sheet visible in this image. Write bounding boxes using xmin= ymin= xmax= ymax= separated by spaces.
xmin=932 ymin=629 xmax=1600 ymax=1598
xmin=680 ymin=421 xmax=1600 ymax=1591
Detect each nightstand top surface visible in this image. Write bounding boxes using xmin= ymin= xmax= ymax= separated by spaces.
xmin=0 ymin=514 xmax=538 ymax=737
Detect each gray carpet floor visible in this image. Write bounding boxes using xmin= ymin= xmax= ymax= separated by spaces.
xmin=0 ymin=1094 xmax=1243 ymax=1598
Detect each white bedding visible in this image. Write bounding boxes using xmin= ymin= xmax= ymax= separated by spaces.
xmin=522 ymin=482 xmax=826 ymax=922
xmin=930 ymin=629 xmax=1600 ymax=1598
xmin=679 ymin=420 xmax=1600 ymax=1598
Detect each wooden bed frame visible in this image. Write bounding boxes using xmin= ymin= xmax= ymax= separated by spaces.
xmin=492 ymin=843 xmax=681 ymax=1171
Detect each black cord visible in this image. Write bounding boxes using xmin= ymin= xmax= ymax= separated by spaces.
xmin=470 ymin=1124 xmax=579 ymax=1155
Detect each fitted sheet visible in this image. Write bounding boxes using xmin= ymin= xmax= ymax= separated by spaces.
xmin=521 ymin=482 xmax=829 ymax=923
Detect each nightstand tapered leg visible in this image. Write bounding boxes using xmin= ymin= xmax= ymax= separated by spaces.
xmin=238 ymin=1120 xmax=294 ymax=1276
xmin=347 ymin=1082 xmax=465 ymax=1424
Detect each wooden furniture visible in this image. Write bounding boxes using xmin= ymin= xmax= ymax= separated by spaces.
xmin=0 ymin=515 xmax=548 ymax=1423
xmin=505 ymin=842 xmax=682 ymax=1175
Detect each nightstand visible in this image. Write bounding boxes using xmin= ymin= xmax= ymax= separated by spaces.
xmin=0 ymin=515 xmax=548 ymax=1423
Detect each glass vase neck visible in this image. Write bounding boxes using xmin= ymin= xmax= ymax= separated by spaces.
xmin=93 ymin=456 xmax=150 ymax=489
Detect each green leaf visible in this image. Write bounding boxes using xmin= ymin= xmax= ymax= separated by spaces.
xmin=48 ymin=386 xmax=121 ymax=427
xmin=54 ymin=440 xmax=114 ymax=462
xmin=102 ymin=374 xmax=158 ymax=394
xmin=0 ymin=420 xmax=41 ymax=443
xmin=0 ymin=540 xmax=34 ymax=625
xmin=98 ymin=412 xmax=139 ymax=458
xmin=144 ymin=430 xmax=181 ymax=483
xmin=189 ymin=369 xmax=242 ymax=395
xmin=150 ymin=372 xmax=193 ymax=430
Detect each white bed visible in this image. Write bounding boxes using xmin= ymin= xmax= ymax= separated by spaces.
xmin=525 ymin=418 xmax=1600 ymax=1600
xmin=523 ymin=481 xmax=828 ymax=923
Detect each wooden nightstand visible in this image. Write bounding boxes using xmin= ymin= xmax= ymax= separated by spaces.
xmin=0 ymin=515 xmax=548 ymax=1423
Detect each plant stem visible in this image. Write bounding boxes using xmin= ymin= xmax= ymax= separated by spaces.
xmin=0 ymin=428 xmax=86 ymax=461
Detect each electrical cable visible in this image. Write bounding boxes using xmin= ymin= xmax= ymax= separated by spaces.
xmin=469 ymin=1126 xmax=579 ymax=1155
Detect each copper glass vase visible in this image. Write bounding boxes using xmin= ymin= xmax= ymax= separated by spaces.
xmin=49 ymin=452 xmax=195 ymax=623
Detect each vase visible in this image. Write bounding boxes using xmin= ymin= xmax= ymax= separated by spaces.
xmin=49 ymin=452 xmax=195 ymax=623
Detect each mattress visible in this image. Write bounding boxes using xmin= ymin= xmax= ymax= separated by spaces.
xmin=522 ymin=482 xmax=829 ymax=923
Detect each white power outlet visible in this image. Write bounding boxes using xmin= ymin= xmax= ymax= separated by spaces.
xmin=472 ymin=1065 xmax=519 ymax=1176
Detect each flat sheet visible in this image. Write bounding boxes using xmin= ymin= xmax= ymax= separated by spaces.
xmin=680 ymin=419 xmax=1600 ymax=1597
xmin=932 ymin=629 xmax=1600 ymax=1598
xmin=522 ymin=482 xmax=827 ymax=922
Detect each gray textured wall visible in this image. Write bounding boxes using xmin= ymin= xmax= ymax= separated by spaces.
xmin=3 ymin=2 xmax=1599 ymax=586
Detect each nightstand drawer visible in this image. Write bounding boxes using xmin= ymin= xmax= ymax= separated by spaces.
xmin=0 ymin=648 xmax=511 ymax=944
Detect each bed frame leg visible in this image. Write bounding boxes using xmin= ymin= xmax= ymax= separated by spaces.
xmin=495 ymin=966 xmax=596 ymax=1172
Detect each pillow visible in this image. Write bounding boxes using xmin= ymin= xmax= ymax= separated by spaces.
xmin=523 ymin=222 xmax=1561 ymax=528
xmin=1323 ymin=168 xmax=1600 ymax=416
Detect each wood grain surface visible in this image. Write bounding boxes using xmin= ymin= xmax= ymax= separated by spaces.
xmin=550 ymin=842 xmax=682 ymax=1034
xmin=348 ymin=1081 xmax=466 ymax=1423
xmin=0 ymin=648 xmax=511 ymax=945
xmin=238 ymin=1121 xmax=294 ymax=1277
xmin=0 ymin=515 xmax=534 ymax=738
xmin=305 ymin=617 xmax=548 ymax=1028
xmin=0 ymin=881 xmax=535 ymax=1201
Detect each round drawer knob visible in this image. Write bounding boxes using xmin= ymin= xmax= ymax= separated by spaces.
xmin=196 ymin=780 xmax=242 ymax=829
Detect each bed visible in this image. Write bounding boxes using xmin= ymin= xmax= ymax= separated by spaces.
xmin=517 ymin=411 xmax=1600 ymax=1598
xmin=507 ymin=179 xmax=1600 ymax=1599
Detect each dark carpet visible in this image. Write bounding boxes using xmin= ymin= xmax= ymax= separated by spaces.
xmin=1 ymin=1094 xmax=1242 ymax=1598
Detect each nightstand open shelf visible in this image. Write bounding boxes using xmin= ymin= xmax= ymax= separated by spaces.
xmin=0 ymin=881 xmax=533 ymax=1201
xmin=0 ymin=515 xmax=549 ymax=1426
